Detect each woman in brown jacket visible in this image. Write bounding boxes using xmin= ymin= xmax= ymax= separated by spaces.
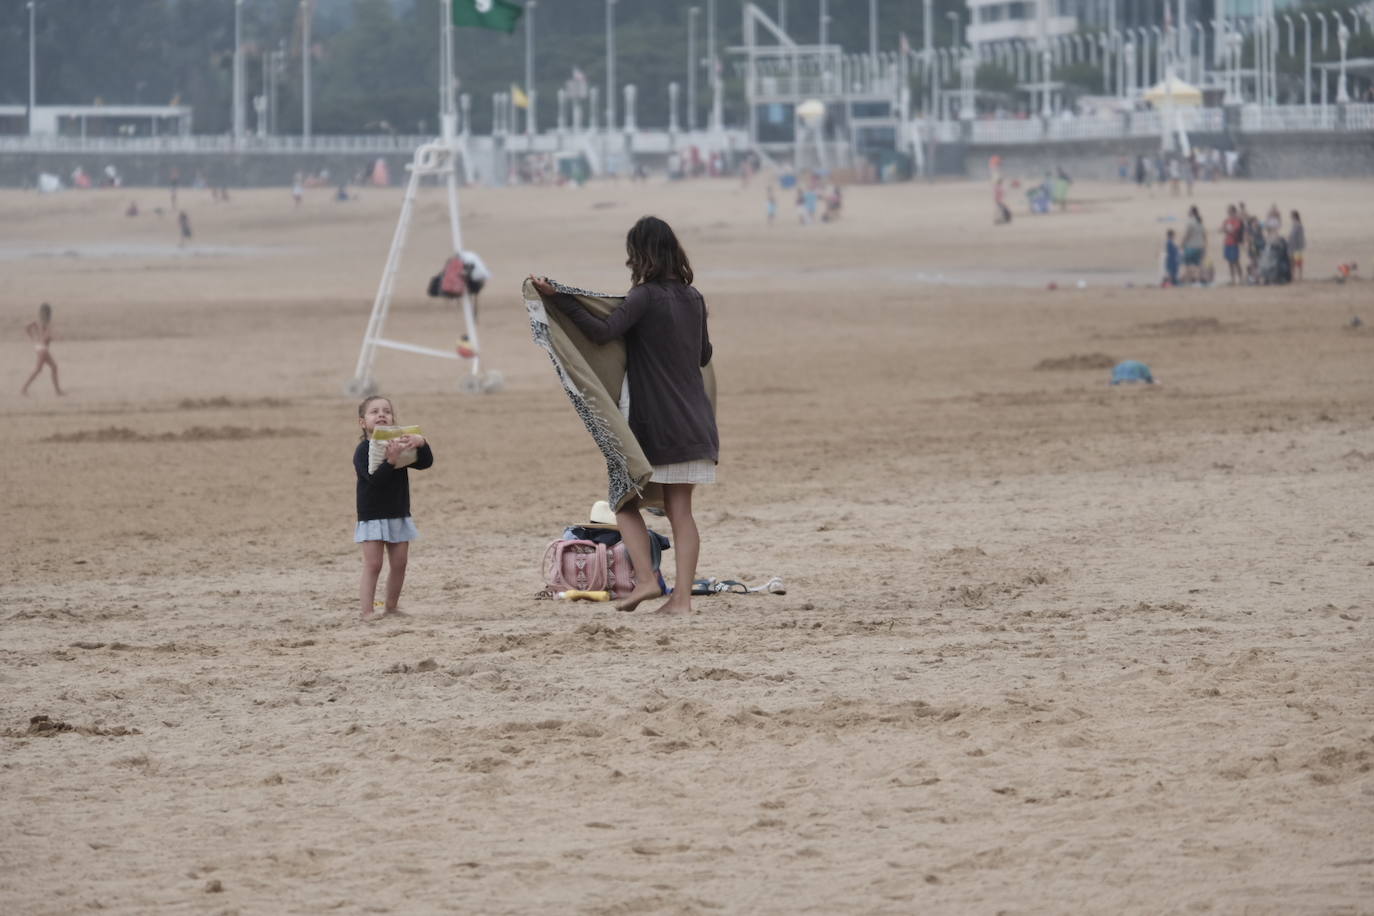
xmin=531 ymin=216 xmax=718 ymax=614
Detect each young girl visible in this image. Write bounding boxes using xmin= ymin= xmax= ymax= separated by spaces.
xmin=21 ymin=303 xmax=64 ymax=397
xmin=354 ymin=396 xmax=432 ymax=620
xmin=530 ymin=216 xmax=719 ymax=616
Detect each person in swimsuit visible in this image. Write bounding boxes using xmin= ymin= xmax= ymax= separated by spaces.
xmin=21 ymin=302 xmax=64 ymax=396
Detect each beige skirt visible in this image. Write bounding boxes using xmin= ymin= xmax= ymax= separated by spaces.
xmin=651 ymin=459 xmax=716 ymax=484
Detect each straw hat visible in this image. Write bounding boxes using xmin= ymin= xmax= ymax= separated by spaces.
xmin=585 ymin=500 xmax=619 ymax=530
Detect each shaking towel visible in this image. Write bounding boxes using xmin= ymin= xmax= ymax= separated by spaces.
xmin=524 ymin=277 xmax=717 ymax=513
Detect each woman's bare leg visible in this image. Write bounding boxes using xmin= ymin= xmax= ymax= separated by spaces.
xmin=613 ymin=497 xmax=662 ymax=612
xmin=359 ymin=541 xmax=385 ymax=620
xmin=382 ymin=541 xmax=409 ymax=614
xmin=654 ymin=484 xmax=698 ymax=615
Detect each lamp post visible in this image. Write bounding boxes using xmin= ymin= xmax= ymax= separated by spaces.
xmin=233 ymin=0 xmax=245 ymax=141
xmin=1300 ymin=13 xmax=1311 ymax=108
xmin=687 ymin=7 xmax=698 ymax=132
xmin=959 ymin=53 xmax=975 ymax=120
xmin=869 ymin=0 xmax=878 ymax=62
xmin=820 ymin=0 xmax=829 ymax=46
xmin=707 ymin=0 xmax=721 ymax=133
xmin=606 ymin=0 xmax=616 ymax=133
xmin=301 ymin=0 xmax=312 ymax=139
xmin=525 ymin=1 xmax=537 ymax=136
xmin=1042 ymin=48 xmax=1053 ymax=117
xmin=1336 ymin=21 xmax=1350 ymax=103
xmin=947 ymin=10 xmax=961 ymax=51
xmin=27 ymin=1 xmax=35 ymax=136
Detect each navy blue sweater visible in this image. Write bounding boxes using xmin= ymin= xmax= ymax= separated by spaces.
xmin=354 ymin=441 xmax=433 ymax=521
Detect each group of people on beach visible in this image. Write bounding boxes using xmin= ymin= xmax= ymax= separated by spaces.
xmin=1164 ymin=201 xmax=1305 ymax=287
xmin=1125 ymin=148 xmax=1239 ymax=195
xmin=767 ymin=172 xmax=843 ymax=226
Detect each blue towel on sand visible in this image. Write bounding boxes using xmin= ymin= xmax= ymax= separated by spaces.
xmin=1111 ymin=360 xmax=1155 ymax=385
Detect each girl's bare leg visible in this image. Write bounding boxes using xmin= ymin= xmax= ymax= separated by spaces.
xmin=20 ymin=355 xmax=45 ymax=395
xmin=382 ymin=541 xmax=409 ymax=614
xmin=45 ymin=355 xmax=63 ymax=395
xmin=613 ymin=497 xmax=662 ymax=612
xmin=359 ymin=541 xmax=385 ymax=620
xmin=654 ymin=484 xmax=699 ymax=616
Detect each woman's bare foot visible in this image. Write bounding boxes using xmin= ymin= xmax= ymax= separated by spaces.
xmin=615 ymin=584 xmax=663 ymax=613
xmin=651 ymin=595 xmax=693 ymax=616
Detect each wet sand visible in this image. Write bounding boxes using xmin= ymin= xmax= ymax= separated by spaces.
xmin=2 ymin=176 xmax=1372 ymax=914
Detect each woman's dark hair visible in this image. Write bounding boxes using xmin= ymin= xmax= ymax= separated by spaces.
xmin=625 ymin=216 xmax=693 ymax=286
xmin=1188 ymin=206 xmax=1201 ymax=222
xmin=1291 ymin=209 xmax=1301 ymax=222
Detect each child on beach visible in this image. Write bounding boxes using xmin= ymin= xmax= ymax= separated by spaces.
xmin=1221 ymin=205 xmax=1244 ymax=285
xmin=1163 ymin=229 xmax=1180 ymax=286
xmin=530 ymin=215 xmax=718 ymax=616
xmin=354 ymin=396 xmax=433 ymax=620
xmin=21 ymin=303 xmax=64 ymax=396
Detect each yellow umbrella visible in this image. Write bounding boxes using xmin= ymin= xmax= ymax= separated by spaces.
xmin=1144 ymin=76 xmax=1203 ymax=106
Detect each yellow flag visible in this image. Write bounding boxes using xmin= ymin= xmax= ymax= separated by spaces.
xmin=511 ymin=84 xmax=530 ymax=109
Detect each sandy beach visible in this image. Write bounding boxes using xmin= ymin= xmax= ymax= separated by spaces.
xmin=2 ymin=173 xmax=1371 ymax=914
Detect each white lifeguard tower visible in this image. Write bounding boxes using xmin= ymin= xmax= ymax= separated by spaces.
xmin=739 ymin=3 xmax=910 ymax=173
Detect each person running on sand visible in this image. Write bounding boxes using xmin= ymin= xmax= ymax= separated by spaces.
xmin=354 ymin=396 xmax=432 ymax=621
xmin=530 ymin=216 xmax=719 ymax=616
xmin=21 ymin=302 xmax=64 ymax=396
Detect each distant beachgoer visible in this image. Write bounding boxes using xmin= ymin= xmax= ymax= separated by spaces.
xmin=336 ymin=184 xmax=350 ymax=202
xmin=1221 ymin=205 xmax=1244 ymax=285
xmin=1052 ymin=168 xmax=1071 ymax=212
xmin=1288 ymin=210 xmax=1305 ymax=281
xmin=1181 ymin=206 xmax=1206 ymax=284
xmin=1245 ymin=214 xmax=1265 ymax=283
xmin=766 ymin=185 xmax=776 ymax=225
xmin=993 ymin=177 xmax=1011 ymax=225
xmin=21 ymin=303 xmax=64 ymax=397
xmin=1168 ymin=158 xmax=1182 ymax=197
xmin=1163 ymin=229 xmax=1180 ymax=286
xmin=292 ymin=173 xmax=304 ymax=207
xmin=354 ymin=396 xmax=432 ymax=621
xmin=125 ymin=200 xmax=139 ymax=218
xmin=1265 ymin=204 xmax=1281 ymax=235
xmin=177 ymin=211 xmax=193 ymax=247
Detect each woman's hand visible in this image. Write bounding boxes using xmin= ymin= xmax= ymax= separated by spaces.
xmin=529 ymin=275 xmax=556 ymax=297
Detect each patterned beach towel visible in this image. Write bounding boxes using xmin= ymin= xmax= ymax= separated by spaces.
xmin=523 ymin=278 xmax=717 ymax=512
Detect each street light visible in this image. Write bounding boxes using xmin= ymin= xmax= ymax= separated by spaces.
xmin=687 ymin=7 xmax=697 ymax=132
xmin=233 ymin=0 xmax=245 ymax=142
xmin=525 ymin=1 xmax=537 ymax=136
xmin=27 ymin=1 xmax=35 ymax=136
xmin=946 ymin=10 xmax=961 ymax=50
xmin=1336 ymin=21 xmax=1350 ymax=103
xmin=606 ymin=0 xmax=616 ymax=132
xmin=301 ymin=0 xmax=311 ymax=140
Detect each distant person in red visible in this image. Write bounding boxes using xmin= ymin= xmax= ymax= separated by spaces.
xmin=21 ymin=303 xmax=64 ymax=397
xmin=1220 ymin=205 xmax=1244 ymax=285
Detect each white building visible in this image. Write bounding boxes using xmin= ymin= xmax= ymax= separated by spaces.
xmin=967 ymin=0 xmax=1078 ymax=51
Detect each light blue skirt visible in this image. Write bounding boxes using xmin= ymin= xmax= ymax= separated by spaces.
xmin=355 ymin=517 xmax=419 ymax=543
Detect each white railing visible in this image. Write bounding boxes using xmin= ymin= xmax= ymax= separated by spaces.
xmin=0 ymin=133 xmax=435 ymax=153
xmin=971 ymin=119 xmax=1044 ymax=144
xmin=1346 ymin=103 xmax=1374 ymax=131
xmin=1241 ymin=105 xmax=1337 ymax=132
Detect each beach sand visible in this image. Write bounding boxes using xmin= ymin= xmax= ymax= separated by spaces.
xmin=2 ymin=175 xmax=1371 ymax=914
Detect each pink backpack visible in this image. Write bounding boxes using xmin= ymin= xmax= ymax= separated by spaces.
xmin=439 ymin=255 xmax=466 ymax=296
xmin=542 ymin=539 xmax=637 ymax=598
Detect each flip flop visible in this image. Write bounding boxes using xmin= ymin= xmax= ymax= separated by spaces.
xmin=747 ymin=576 xmax=786 ymax=595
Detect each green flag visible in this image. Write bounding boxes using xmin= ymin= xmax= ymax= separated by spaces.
xmin=452 ymin=0 xmax=523 ymax=33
